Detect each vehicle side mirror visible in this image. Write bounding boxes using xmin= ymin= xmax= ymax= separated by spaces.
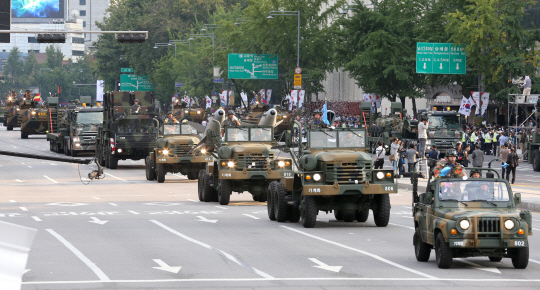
xmin=514 ymin=192 xmax=521 ymax=205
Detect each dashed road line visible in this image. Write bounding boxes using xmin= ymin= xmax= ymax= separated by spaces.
xmin=9 ymin=200 xmax=16 ymax=202
xmin=389 ymin=223 xmax=414 ymax=229
xmin=105 ymin=173 xmax=128 ymax=182
xmin=32 ymin=216 xmax=42 ymax=221
xmin=187 ymin=199 xmax=197 ymax=202
xmin=530 ymin=259 xmax=540 ymax=265
xmin=43 ymin=175 xmax=59 ymax=183
xmin=128 ymin=210 xmax=140 ymax=215
xmin=215 ymin=206 xmax=228 ymax=210
xmin=243 ymin=214 xmax=260 ymax=220
xmin=20 ymin=207 xmax=28 ymax=211
xmin=109 ymin=203 xmax=118 ymax=207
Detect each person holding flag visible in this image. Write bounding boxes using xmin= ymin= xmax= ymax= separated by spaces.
xmin=33 ymin=93 xmax=41 ymax=102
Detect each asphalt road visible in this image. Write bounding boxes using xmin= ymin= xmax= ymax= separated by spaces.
xmin=1 ymin=126 xmax=540 ymax=289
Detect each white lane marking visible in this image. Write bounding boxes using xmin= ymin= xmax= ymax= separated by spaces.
xmin=454 ymin=258 xmax=501 ymax=274
xmin=128 ymin=210 xmax=140 ymax=215
xmin=281 ymin=226 xmax=436 ymax=279
xmin=532 ymin=219 xmax=540 ymax=222
xmin=533 ymin=228 xmax=540 ymax=231
xmin=31 ymin=216 xmax=42 ymax=221
xmin=215 ymin=206 xmax=228 ymax=210
xmin=20 ymin=207 xmax=28 ymax=211
xmin=105 ymin=173 xmax=128 ymax=182
xmin=151 ymin=220 xmax=273 ymax=279
xmin=46 ymin=229 xmax=110 ymax=281
xmin=152 ymin=259 xmax=182 ymax=274
xmin=308 ymin=258 xmax=342 ymax=273
xmin=9 ymin=200 xmax=16 ymax=202
xmin=14 ymin=179 xmax=23 ymax=183
xmin=243 ymin=214 xmax=260 ymax=220
xmin=530 ymin=259 xmax=540 ymax=265
xmin=89 ymin=217 xmax=108 ymax=225
xmin=196 ymin=216 xmax=218 ymax=223
xmin=28 ymin=166 xmax=32 ymax=168
xmin=187 ymin=199 xmax=197 ymax=202
xmin=43 ymin=175 xmax=59 ymax=183
xmin=109 ymin=203 xmax=118 ymax=207
xmin=389 ymin=223 xmax=415 ymax=230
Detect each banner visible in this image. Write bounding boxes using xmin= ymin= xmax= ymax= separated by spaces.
xmin=220 ymin=91 xmax=228 ymax=107
xmin=258 ymin=89 xmax=266 ymax=99
xmin=321 ymin=102 xmax=330 ymax=125
xmin=205 ymin=96 xmax=211 ymax=109
xmin=290 ymin=90 xmax=298 ymax=110
xmin=182 ymin=95 xmax=192 ymax=107
xmin=362 ymin=93 xmax=371 ymax=102
xmin=297 ymin=90 xmax=305 ymax=108
xmin=96 ymin=80 xmax=104 ymax=102
xmin=241 ymin=91 xmax=248 ymax=104
xmin=266 ymin=89 xmax=272 ymax=104
xmin=228 ymin=91 xmax=234 ymax=106
xmin=481 ymin=92 xmax=490 ymax=116
xmin=458 ymin=96 xmax=472 ymax=116
xmin=372 ymin=94 xmax=381 ymax=108
xmin=472 ymin=91 xmax=481 ymax=116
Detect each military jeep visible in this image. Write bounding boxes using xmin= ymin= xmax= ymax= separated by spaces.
xmin=412 ymin=168 xmax=532 ymax=269
xmin=267 ymin=118 xmax=397 ymax=228
xmin=146 ymin=121 xmax=211 ymax=183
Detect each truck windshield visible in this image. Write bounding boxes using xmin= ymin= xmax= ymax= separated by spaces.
xmin=163 ymin=124 xmax=181 ymax=134
xmin=250 ymin=128 xmax=272 ymax=141
xmin=338 ymin=129 xmax=366 ymax=148
xmin=181 ymin=124 xmax=198 ymax=135
xmin=438 ymin=181 xmax=510 ymax=202
xmin=428 ymin=115 xmax=460 ymax=129
xmin=226 ymin=128 xmax=249 ymax=141
xmin=76 ymin=112 xmax=103 ymax=124
xmin=309 ymin=130 xmax=337 ymax=148
xmin=118 ymin=119 xmax=157 ymax=134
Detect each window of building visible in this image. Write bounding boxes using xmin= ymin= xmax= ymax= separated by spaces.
xmin=28 ymin=50 xmax=39 ymax=53
xmin=83 ymin=21 xmax=86 ymax=27
xmin=80 ymin=0 xmax=86 ymax=5
xmin=28 ymin=37 xmax=38 ymax=43
xmin=72 ymin=37 xmax=85 ymax=44
xmin=72 ymin=51 xmax=85 ymax=56
xmin=80 ymin=10 xmax=86 ymax=16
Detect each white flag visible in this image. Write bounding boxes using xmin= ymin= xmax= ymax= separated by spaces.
xmin=297 ymin=90 xmax=305 ymax=109
xmin=481 ymin=92 xmax=490 ymax=116
xmin=205 ymin=96 xmax=211 ymax=109
xmin=458 ymin=96 xmax=470 ymax=116
xmin=472 ymin=91 xmax=481 ymax=115
xmin=96 ymin=80 xmax=104 ymax=102
xmin=363 ymin=93 xmax=371 ymax=102
xmin=241 ymin=91 xmax=248 ymax=104
xmin=220 ymin=91 xmax=228 ymax=107
xmin=228 ymin=91 xmax=234 ymax=106
xmin=374 ymin=94 xmax=382 ymax=108
xmin=258 ymin=89 xmax=266 ymax=99
xmin=266 ymin=89 xmax=272 ymax=104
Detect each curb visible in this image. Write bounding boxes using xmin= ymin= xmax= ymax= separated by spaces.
xmin=397 ymin=182 xmax=539 ymax=213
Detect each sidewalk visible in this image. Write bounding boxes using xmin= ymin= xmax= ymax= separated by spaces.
xmin=396 ymin=178 xmax=540 ymax=213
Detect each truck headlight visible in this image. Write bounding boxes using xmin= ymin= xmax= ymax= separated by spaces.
xmin=376 ymin=172 xmax=384 ymax=179
xmin=197 ymin=110 xmax=201 ymax=114
xmin=504 ymin=219 xmax=515 ymax=230
xmin=313 ymin=173 xmax=321 ymax=181
xmin=278 ymin=161 xmax=285 ymax=167
xmin=228 ymin=161 xmax=234 ymax=168
xmin=73 ymin=137 xmax=80 ymax=142
xmin=163 ymin=149 xmax=169 ymax=155
xmin=426 ymin=140 xmax=431 ymax=145
xmin=75 ymin=143 xmax=81 ymax=147
xmin=117 ymin=148 xmax=123 ymax=153
xmin=459 ymin=219 xmax=470 ymax=230
xmin=31 ymin=111 xmax=36 ymax=115
xmin=201 ymin=149 xmax=206 ymax=154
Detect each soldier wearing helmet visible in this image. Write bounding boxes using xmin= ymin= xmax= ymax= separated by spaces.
xmin=222 ymin=110 xmax=241 ymax=128
xmin=308 ymin=109 xmax=328 ymax=129
xmin=165 ymin=112 xmax=178 ymax=123
xmin=433 ymin=148 xmax=467 ymax=179
xmin=131 ymin=99 xmax=141 ymax=114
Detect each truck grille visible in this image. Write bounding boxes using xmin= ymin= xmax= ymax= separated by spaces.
xmin=325 ymin=162 xmax=367 ymax=184
xmin=170 ymin=145 xmax=190 ymax=156
xmin=477 ymin=217 xmax=500 ymax=233
xmin=238 ymin=153 xmax=271 ymax=170
xmin=81 ymin=131 xmax=97 ymax=141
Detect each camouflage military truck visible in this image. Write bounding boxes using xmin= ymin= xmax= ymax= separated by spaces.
xmin=171 ymin=98 xmax=207 ymax=123
xmin=267 ymin=113 xmax=397 ymax=228
xmin=146 ymin=120 xmax=212 ymax=183
xmin=95 ymin=91 xmax=158 ymax=169
xmin=197 ymin=108 xmax=294 ymax=205
xmin=17 ymin=92 xmax=48 ymax=139
xmin=412 ymin=167 xmax=532 ymax=269
xmin=47 ymin=96 xmax=103 ymax=156
xmin=5 ymin=92 xmax=22 ymax=131
xmin=242 ymin=101 xmax=291 ymax=138
xmin=410 ymin=110 xmax=462 ymax=157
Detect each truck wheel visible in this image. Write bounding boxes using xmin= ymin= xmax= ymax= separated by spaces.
xmin=334 ymin=210 xmax=343 ymax=221
xmin=289 ymin=206 xmax=300 ymax=223
xmin=435 ymin=232 xmax=453 ymax=268
xmin=533 ymin=150 xmax=540 ymax=172
xmin=21 ymin=131 xmax=28 ymax=139
xmin=488 ymin=256 xmax=502 ymax=262
xmin=218 ymin=179 xmax=231 ymax=205
xmin=258 ymin=192 xmax=267 ymax=202
xmin=373 ymin=194 xmax=390 ymax=227
xmin=511 ymin=247 xmax=529 ymax=269
xmin=301 ymin=195 xmax=317 ymax=228
xmin=56 ymin=142 xmax=62 ymax=153
xmin=267 ymin=182 xmax=276 ymax=221
xmin=7 ymin=125 xmax=13 ymax=131
xmin=188 ymin=172 xmax=197 ymax=180
xmin=342 ymin=211 xmax=356 ymax=222
xmin=202 ymin=172 xmax=214 ymax=202
xmin=275 ymin=183 xmax=289 ymax=222
xmin=70 ymin=146 xmax=78 ymax=157
xmin=145 ymin=156 xmax=153 ymax=181
xmin=49 ymin=141 xmax=54 ymax=151
xmin=356 ymin=210 xmax=369 ymax=222
xmin=156 ymin=163 xmax=166 ymax=183
xmin=414 ymin=228 xmax=431 ymax=262
xmin=109 ymin=154 xmax=118 ymax=169
xmin=64 ymin=141 xmax=70 ymax=156
xmin=197 ymin=170 xmax=205 ymax=201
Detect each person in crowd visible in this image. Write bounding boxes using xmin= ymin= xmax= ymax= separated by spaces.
xmin=471 ymin=144 xmax=484 ymax=168
xmin=374 ymin=141 xmax=385 ymax=169
xmin=522 ymin=75 xmax=532 ymax=95
xmin=506 ymin=147 xmax=519 ymax=184
xmin=417 ymin=117 xmax=429 ymax=158
xmin=390 ymin=138 xmax=401 ymax=177
xmin=462 ymin=144 xmax=470 ymax=167
xmin=406 ymin=143 xmax=418 ymax=173
xmin=427 ymin=145 xmax=440 ymax=175
xmin=499 ymin=142 xmax=510 ymax=178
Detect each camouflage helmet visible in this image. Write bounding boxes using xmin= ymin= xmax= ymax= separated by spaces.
xmin=470 ymin=169 xmax=481 ymax=176
xmin=134 ymin=99 xmax=139 ymax=102
xmin=167 ymin=111 xmax=173 ymax=115
xmin=446 ymin=149 xmax=458 ymax=157
xmin=313 ymin=110 xmax=322 ymax=116
xmin=227 ymin=110 xmax=235 ymax=115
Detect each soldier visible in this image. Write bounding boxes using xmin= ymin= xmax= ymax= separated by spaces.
xmin=131 ymin=99 xmax=141 ymax=114
xmin=164 ymin=112 xmax=178 ymax=123
xmin=222 ymin=110 xmax=241 ymax=128
xmin=432 ymin=149 xmax=466 ymax=179
xmin=308 ymin=110 xmax=328 ymax=129
xmin=341 ymin=130 xmax=360 ymax=147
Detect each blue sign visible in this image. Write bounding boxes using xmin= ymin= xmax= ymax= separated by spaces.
xmin=213 ymin=78 xmax=224 ymax=83
xmin=175 ymin=82 xmax=183 ymax=87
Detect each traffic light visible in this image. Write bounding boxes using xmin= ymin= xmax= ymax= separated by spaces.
xmin=0 ymin=0 xmax=10 ymax=43
xmin=36 ymin=33 xmax=66 ymax=43
xmin=116 ymin=33 xmax=146 ymax=43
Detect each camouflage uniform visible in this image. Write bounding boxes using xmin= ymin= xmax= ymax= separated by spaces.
xmin=131 ymin=104 xmax=141 ymax=114
xmin=165 ymin=117 xmax=178 ymax=123
xmin=308 ymin=119 xmax=327 ymax=129
xmin=222 ymin=118 xmax=239 ymax=128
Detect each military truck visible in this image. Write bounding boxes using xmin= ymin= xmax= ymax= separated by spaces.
xmin=412 ymin=167 xmax=531 ymax=269
xmin=197 ymin=108 xmax=294 ymax=205
xmin=368 ymin=102 xmax=413 ymax=154
xmin=171 ymin=98 xmax=207 ymax=123
xmin=242 ymin=101 xmax=291 ymax=138
xmin=146 ymin=119 xmax=212 ymax=183
xmin=266 ymin=113 xmax=397 ymax=228
xmin=412 ymin=110 xmax=462 ymax=157
xmin=47 ymin=96 xmax=103 ymax=156
xmin=95 ymin=91 xmax=158 ymax=169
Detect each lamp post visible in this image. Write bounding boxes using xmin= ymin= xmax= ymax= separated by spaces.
xmin=188 ymin=33 xmax=215 ymax=62
xmin=168 ymin=40 xmax=191 ymax=58
xmin=201 ymin=24 xmax=220 ymax=32
xmin=267 ymin=11 xmax=300 ymax=67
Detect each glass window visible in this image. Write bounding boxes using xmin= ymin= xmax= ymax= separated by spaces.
xmin=80 ymin=0 xmax=86 ymax=5
xmin=76 ymin=112 xmax=102 ymax=124
xmin=117 ymin=119 xmax=157 ymax=133
xmin=438 ymin=181 xmax=510 ymax=202
xmin=250 ymin=128 xmax=272 ymax=141
xmin=163 ymin=124 xmax=180 ymax=134
xmin=226 ymin=128 xmax=249 ymax=141
xmin=28 ymin=37 xmax=38 ymax=43
xmin=427 ymin=115 xmax=460 ymax=129
xmin=83 ymin=21 xmax=86 ymax=27
xmin=80 ymin=10 xmax=87 ymax=16
xmin=338 ymin=129 xmax=366 ymax=148
xmin=72 ymin=37 xmax=85 ymax=44
xmin=181 ymin=124 xmax=198 ymax=135
xmin=72 ymin=50 xmax=85 ymax=56
xmin=309 ymin=130 xmax=337 ymax=148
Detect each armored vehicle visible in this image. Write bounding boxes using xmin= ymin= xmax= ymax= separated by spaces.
xmin=171 ymin=98 xmax=207 ymax=123
xmin=267 ymin=113 xmax=397 ymax=228
xmin=197 ymin=108 xmax=294 ymax=205
xmin=47 ymin=96 xmax=103 ymax=156
xmin=412 ymin=168 xmax=532 ymax=269
xmin=95 ymin=91 xmax=158 ymax=169
xmin=146 ymin=120 xmax=212 ymax=183
xmin=5 ymin=92 xmax=22 ymax=131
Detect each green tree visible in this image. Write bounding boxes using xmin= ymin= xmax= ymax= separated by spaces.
xmin=45 ymin=45 xmax=64 ymax=69
xmin=3 ymin=47 xmax=25 ymax=92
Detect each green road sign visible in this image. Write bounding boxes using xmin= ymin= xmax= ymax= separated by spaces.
xmin=416 ymin=43 xmax=466 ymax=74
xmin=228 ymin=54 xmax=278 ymax=79
xmin=121 ymin=68 xmax=134 ymax=73
xmin=120 ymin=74 xmax=154 ymax=91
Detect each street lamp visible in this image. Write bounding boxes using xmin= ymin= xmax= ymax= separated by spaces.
xmin=201 ymin=24 xmax=220 ymax=32
xmin=267 ymin=11 xmax=300 ymax=67
xmin=234 ymin=18 xmax=251 ymax=25
xmin=168 ymin=39 xmax=191 ymax=58
xmin=188 ymin=33 xmax=215 ymax=62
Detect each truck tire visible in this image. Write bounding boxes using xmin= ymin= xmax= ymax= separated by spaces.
xmin=373 ymin=194 xmax=390 ymax=227
xmin=356 ymin=210 xmax=369 ymax=222
xmin=301 ymin=195 xmax=317 ymax=228
xmin=64 ymin=140 xmax=71 ymax=156
xmin=258 ymin=192 xmax=267 ymax=202
xmin=488 ymin=256 xmax=502 ymax=262
xmin=435 ymin=232 xmax=453 ymax=268
xmin=156 ymin=163 xmax=166 ymax=183
xmin=289 ymin=205 xmax=300 ymax=223
xmin=49 ymin=141 xmax=54 ymax=151
xmin=511 ymin=247 xmax=529 ymax=269
xmin=414 ymin=228 xmax=431 ymax=262
xmin=70 ymin=146 xmax=78 ymax=157
xmin=21 ymin=131 xmax=28 ymax=139
xmin=197 ymin=170 xmax=205 ymax=201
xmin=7 ymin=125 xmax=13 ymax=131
xmin=342 ymin=211 xmax=356 ymax=222
xmin=203 ymin=173 xmax=214 ymax=202
xmin=334 ymin=210 xmax=343 ymax=221
xmin=56 ymin=142 xmax=62 ymax=153
xmin=275 ymin=183 xmax=289 ymax=222
xmin=145 ymin=156 xmax=153 ymax=181
xmin=109 ymin=154 xmax=118 ymax=169
xmin=267 ymin=182 xmax=276 ymax=221
xmin=533 ymin=150 xmax=540 ymax=172
xmin=218 ymin=179 xmax=231 ymax=205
